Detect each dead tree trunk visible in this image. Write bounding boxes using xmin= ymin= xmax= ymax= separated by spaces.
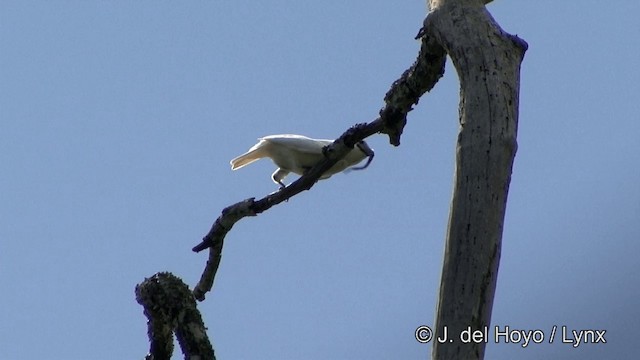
xmin=425 ymin=1 xmax=527 ymax=359
xmin=141 ymin=2 xmax=526 ymax=359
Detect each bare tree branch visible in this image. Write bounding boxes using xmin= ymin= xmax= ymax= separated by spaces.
xmin=191 ymin=31 xmax=448 ymax=301
xmin=137 ymin=3 xmax=525 ymax=359
xmin=136 ymin=272 xmax=216 ymax=360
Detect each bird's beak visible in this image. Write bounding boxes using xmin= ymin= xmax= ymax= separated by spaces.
xmin=351 ymin=141 xmax=374 ymax=170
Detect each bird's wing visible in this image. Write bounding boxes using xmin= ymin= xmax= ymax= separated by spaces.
xmin=260 ymin=134 xmax=332 ymax=155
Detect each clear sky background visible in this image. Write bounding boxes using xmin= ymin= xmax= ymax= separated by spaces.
xmin=1 ymin=1 xmax=638 ymax=359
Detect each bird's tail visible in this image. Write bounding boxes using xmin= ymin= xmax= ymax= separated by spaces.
xmin=230 ymin=143 xmax=267 ymax=170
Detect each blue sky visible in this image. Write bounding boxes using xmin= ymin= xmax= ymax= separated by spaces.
xmin=1 ymin=1 xmax=638 ymax=359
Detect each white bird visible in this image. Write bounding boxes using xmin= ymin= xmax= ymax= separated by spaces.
xmin=230 ymin=134 xmax=374 ymax=187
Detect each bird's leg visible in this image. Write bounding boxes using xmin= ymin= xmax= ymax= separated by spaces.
xmin=271 ymin=170 xmax=288 ymax=201
xmin=272 ymin=168 xmax=289 ymax=190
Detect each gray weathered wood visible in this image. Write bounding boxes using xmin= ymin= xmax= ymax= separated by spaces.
xmin=425 ymin=0 xmax=527 ymax=359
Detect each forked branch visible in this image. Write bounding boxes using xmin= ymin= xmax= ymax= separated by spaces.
xmin=191 ymin=29 xmax=447 ymax=301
